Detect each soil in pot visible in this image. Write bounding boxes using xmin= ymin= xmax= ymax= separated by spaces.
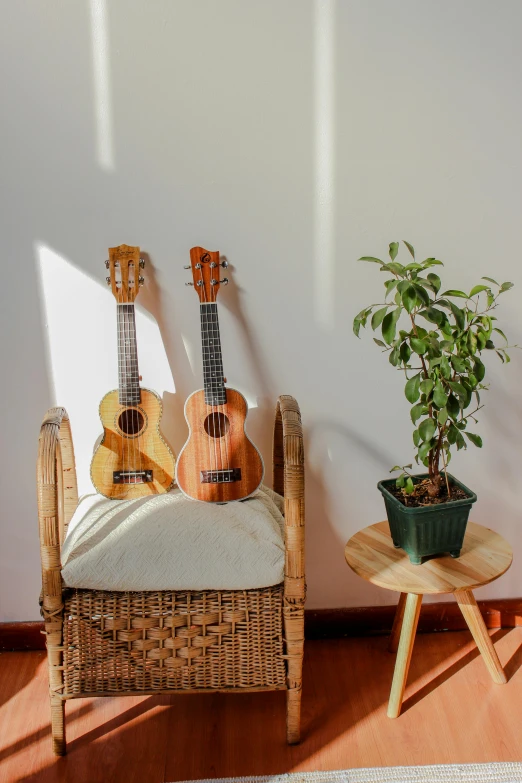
xmin=388 ymin=476 xmax=471 ymax=508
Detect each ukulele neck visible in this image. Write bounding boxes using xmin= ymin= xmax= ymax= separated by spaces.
xmin=117 ymin=303 xmax=141 ymax=405
xmin=200 ymin=303 xmax=227 ymax=406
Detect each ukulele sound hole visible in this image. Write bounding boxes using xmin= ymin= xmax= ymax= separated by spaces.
xmin=118 ymin=409 xmax=144 ymax=435
xmin=204 ymin=412 xmax=230 ymax=438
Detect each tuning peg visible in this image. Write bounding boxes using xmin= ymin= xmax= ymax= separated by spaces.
xmin=138 ymin=276 xmax=145 ymax=286
xmin=106 ymin=277 xmax=111 ymax=285
xmin=139 ymin=258 xmax=145 ymax=269
xmin=220 ymin=277 xmax=229 ymax=285
xmin=185 ymin=281 xmax=194 ymax=286
xmin=184 ymin=264 xmax=191 ymax=269
xmin=105 ymin=260 xmax=110 ymax=268
xmin=220 ymin=260 xmax=228 ymax=268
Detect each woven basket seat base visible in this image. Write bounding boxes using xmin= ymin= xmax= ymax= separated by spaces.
xmin=62 ymin=585 xmax=286 ymax=696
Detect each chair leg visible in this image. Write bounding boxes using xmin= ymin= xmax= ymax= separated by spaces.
xmin=454 ymin=589 xmax=507 ymax=685
xmin=286 ymin=685 xmax=302 ymax=744
xmin=284 ymin=602 xmax=304 ymax=744
xmin=388 ymin=592 xmax=408 ymax=653
xmin=387 ymin=592 xmax=422 ymax=719
xmin=50 ymin=694 xmax=66 ymax=755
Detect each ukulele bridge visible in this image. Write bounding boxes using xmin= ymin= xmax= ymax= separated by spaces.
xmin=200 ymin=468 xmax=242 ymax=484
xmin=113 ymin=470 xmax=153 ymax=484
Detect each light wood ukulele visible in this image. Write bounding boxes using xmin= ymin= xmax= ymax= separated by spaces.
xmin=90 ymin=244 xmax=176 ymax=499
xmin=176 ymin=247 xmax=264 ymax=502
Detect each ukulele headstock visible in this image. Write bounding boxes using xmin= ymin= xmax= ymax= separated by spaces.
xmin=106 ymin=244 xmax=145 ymax=303
xmin=186 ymin=247 xmax=228 ymax=303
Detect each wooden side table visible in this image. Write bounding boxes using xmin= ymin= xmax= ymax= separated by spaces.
xmin=345 ymin=521 xmax=513 ymax=718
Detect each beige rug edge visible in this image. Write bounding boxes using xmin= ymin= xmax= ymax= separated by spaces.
xmin=174 ymin=762 xmax=522 ymax=783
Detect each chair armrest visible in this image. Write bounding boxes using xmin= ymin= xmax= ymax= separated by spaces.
xmin=37 ymin=407 xmax=78 ymax=621
xmin=273 ymin=395 xmax=305 ymax=603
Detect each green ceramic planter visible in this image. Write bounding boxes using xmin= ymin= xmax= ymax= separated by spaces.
xmin=377 ymin=472 xmax=477 ymax=565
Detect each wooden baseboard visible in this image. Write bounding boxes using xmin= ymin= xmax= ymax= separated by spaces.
xmin=306 ymin=598 xmax=522 ymax=639
xmin=2 ymin=599 xmax=521 ymax=651
xmin=0 ymin=622 xmax=46 ymax=651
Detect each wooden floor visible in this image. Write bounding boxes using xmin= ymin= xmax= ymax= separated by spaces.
xmin=1 ymin=628 xmax=522 ymax=783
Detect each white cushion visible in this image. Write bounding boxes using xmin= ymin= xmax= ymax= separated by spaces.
xmin=61 ymin=485 xmax=285 ymax=591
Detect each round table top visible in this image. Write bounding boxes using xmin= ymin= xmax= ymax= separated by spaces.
xmin=345 ymin=521 xmax=512 ymax=595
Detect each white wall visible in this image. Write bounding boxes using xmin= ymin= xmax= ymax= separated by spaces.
xmin=1 ymin=0 xmax=521 ymax=621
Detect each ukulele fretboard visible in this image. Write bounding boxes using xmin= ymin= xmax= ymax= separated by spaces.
xmin=118 ymin=304 xmax=141 ymax=405
xmin=200 ymin=303 xmax=227 ymax=406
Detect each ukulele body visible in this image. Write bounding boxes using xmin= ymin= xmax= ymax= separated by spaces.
xmin=176 ymin=388 xmax=264 ymax=503
xmin=91 ymin=388 xmax=176 ymax=499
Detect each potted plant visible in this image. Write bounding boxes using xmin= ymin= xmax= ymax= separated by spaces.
xmin=354 ymin=241 xmax=516 ymax=564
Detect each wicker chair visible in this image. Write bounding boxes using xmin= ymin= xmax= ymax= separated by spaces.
xmin=36 ymin=395 xmax=305 ymax=755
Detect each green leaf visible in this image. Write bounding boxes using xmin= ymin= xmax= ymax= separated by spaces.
xmin=385 ymin=279 xmax=398 ymax=297
xmin=382 ymin=308 xmax=401 ymax=344
xmin=405 ymin=374 xmax=421 ymax=403
xmin=413 ymin=284 xmax=431 ymax=306
xmin=440 ymin=356 xmax=451 ymax=379
xmin=410 ymin=337 xmax=427 ymax=355
xmin=404 ymin=477 xmax=415 ymax=494
xmin=420 ymin=379 xmax=434 ymax=396
xmin=410 ymin=403 xmax=425 ymax=424
xmin=474 ymin=358 xmax=485 ymax=382
xmin=419 ymin=307 xmax=446 ymax=326
xmin=441 ymin=289 xmax=468 ymax=299
xmin=447 ymin=394 xmax=460 ymax=420
xmin=400 ymin=341 xmax=411 ymax=364
xmin=373 ymin=338 xmax=386 ymax=347
xmin=402 ymin=285 xmax=417 ymax=313
xmin=482 ymin=276 xmax=499 ymax=286
xmin=413 ymin=429 xmax=421 ymax=447
xmin=390 ymin=465 xmax=402 ymax=472
xmin=389 ymin=345 xmax=400 ymax=366
xmin=389 ymin=242 xmax=399 ymax=261
xmin=438 ymin=407 xmax=448 ymax=426
xmin=396 ymin=475 xmax=405 ymax=488
xmin=496 ymin=350 xmax=505 ymax=363
xmin=448 ymin=381 xmax=467 ymax=398
xmin=387 ymin=262 xmax=406 ymax=276
xmin=403 ymin=241 xmax=415 ymax=259
xmin=485 ymin=339 xmax=495 ymax=349
xmin=423 ymin=258 xmax=444 ymax=267
xmin=447 ymin=300 xmax=465 ymax=331
xmin=466 ymin=433 xmax=483 ymax=448
xmin=493 ymin=327 xmax=508 ymax=343
xmin=433 ymin=382 xmax=448 ymax=408
xmin=450 ymin=355 xmax=468 ymax=373
xmin=418 ymin=440 xmax=432 ymax=462
xmin=371 ymin=306 xmax=389 ymax=330
xmin=447 ymin=423 xmax=459 ymax=444
xmin=469 ymin=284 xmax=489 ymax=297
xmin=456 ymin=432 xmax=466 ymax=451
xmin=359 ymin=256 xmax=384 ymax=264
xmin=419 ymin=418 xmax=436 ymax=442
xmin=353 ymin=318 xmax=362 ymax=337
xmin=500 ymin=282 xmax=514 ymax=291
xmin=467 ymin=330 xmax=478 ymax=354
xmin=426 ymin=273 xmax=441 ymax=294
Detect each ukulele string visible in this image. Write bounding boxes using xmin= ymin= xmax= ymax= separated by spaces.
xmin=131 ymin=265 xmax=143 ymax=484
xmin=199 ymin=260 xmax=217 ymax=476
xmin=215 ymin=269 xmax=230 ymax=475
xmin=211 ymin=267 xmax=225 ymax=475
xmin=117 ymin=287 xmax=127 ymax=484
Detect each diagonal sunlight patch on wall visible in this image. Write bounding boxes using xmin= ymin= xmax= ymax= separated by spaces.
xmin=89 ymin=0 xmax=114 ymax=170
xmin=35 ymin=242 xmax=174 ymax=495
xmin=314 ymin=0 xmax=336 ymax=331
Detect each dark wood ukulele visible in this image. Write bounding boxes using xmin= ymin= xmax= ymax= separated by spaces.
xmin=176 ymin=247 xmax=264 ymax=502
xmin=90 ymin=244 xmax=176 ymax=499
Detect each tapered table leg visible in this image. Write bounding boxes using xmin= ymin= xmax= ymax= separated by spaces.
xmin=454 ymin=589 xmax=507 ymax=685
xmin=387 ymin=593 xmax=422 ymax=718
xmin=388 ymin=592 xmax=407 ymax=653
